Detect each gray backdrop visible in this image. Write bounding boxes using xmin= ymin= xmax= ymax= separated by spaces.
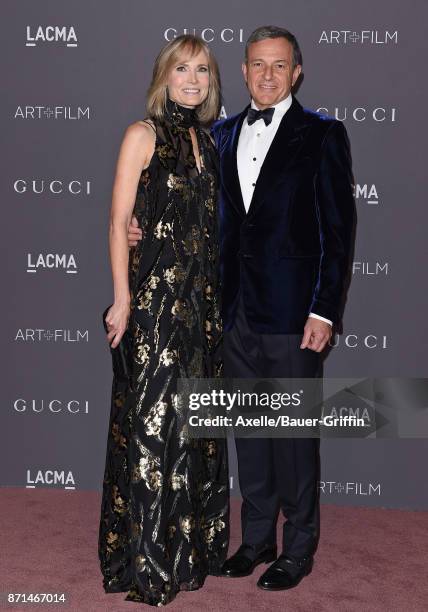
xmin=2 ymin=0 xmax=428 ymax=509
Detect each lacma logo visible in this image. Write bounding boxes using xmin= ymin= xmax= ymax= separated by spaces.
xmin=26 ymin=26 xmax=78 ymax=47
xmin=26 ymin=469 xmax=76 ymax=489
xmin=27 ymin=253 xmax=77 ymax=274
xmin=353 ymin=183 xmax=379 ymax=205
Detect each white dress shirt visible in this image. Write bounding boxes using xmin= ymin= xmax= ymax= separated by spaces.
xmin=236 ymin=94 xmax=332 ymax=327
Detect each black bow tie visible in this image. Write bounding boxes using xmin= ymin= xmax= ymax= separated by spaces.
xmin=247 ymin=107 xmax=275 ymax=126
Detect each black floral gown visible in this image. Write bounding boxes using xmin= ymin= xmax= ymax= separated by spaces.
xmin=98 ymin=100 xmax=229 ymax=607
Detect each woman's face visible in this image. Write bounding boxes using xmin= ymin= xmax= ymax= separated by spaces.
xmin=167 ymin=49 xmax=210 ymax=108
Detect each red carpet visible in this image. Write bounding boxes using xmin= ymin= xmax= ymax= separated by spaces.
xmin=1 ymin=488 xmax=427 ymax=611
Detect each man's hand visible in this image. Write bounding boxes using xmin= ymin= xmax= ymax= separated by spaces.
xmin=127 ymin=215 xmax=143 ymax=247
xmin=300 ymin=318 xmax=332 ymax=353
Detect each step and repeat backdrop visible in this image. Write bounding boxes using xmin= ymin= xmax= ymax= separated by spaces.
xmin=2 ymin=0 xmax=427 ymax=509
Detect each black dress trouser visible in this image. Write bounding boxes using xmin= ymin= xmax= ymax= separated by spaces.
xmin=223 ymin=297 xmax=322 ymax=559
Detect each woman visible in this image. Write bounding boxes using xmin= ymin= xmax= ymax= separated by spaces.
xmin=98 ymin=35 xmax=229 ymax=606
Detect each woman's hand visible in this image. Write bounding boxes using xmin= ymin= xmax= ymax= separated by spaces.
xmin=105 ymin=302 xmax=130 ymax=348
xmin=128 ymin=215 xmax=143 ymax=247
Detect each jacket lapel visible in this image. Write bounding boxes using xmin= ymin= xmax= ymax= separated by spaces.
xmin=247 ymin=97 xmax=309 ymax=218
xmin=220 ymin=106 xmax=248 ymax=217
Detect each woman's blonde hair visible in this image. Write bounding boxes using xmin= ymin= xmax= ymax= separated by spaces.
xmin=146 ymin=35 xmax=221 ymax=126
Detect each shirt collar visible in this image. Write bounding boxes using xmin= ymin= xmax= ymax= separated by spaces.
xmin=250 ymin=93 xmax=292 ymax=122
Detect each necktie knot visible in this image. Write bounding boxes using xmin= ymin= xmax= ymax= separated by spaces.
xmin=247 ymin=107 xmax=274 ymax=126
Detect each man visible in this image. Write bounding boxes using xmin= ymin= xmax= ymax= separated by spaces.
xmin=128 ymin=26 xmax=355 ymax=591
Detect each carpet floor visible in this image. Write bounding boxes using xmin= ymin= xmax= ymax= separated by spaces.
xmin=1 ymin=488 xmax=427 ymax=611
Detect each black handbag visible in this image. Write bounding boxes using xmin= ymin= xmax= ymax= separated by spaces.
xmin=102 ymin=305 xmax=133 ymax=382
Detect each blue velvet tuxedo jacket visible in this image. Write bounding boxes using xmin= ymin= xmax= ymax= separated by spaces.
xmin=211 ymin=96 xmax=355 ymax=334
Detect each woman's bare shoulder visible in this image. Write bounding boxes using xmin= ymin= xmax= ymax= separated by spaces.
xmin=120 ymin=120 xmax=156 ymax=167
xmin=125 ymin=119 xmax=156 ymax=142
xmin=133 ymin=118 xmax=157 ymax=135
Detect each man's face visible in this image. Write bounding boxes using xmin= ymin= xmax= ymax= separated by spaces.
xmin=242 ymin=37 xmax=301 ymax=109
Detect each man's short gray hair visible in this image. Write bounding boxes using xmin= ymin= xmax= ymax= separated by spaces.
xmin=245 ymin=25 xmax=303 ymax=67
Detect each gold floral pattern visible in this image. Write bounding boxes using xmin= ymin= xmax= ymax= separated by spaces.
xmin=135 ymin=343 xmax=149 ymax=365
xmin=143 ymin=400 xmax=167 ymax=439
xmin=136 ymin=555 xmax=147 ymax=573
xmin=163 ymin=263 xmax=185 ymax=286
xmin=137 ymin=289 xmax=153 ymax=312
xmin=154 ymin=221 xmax=172 ymax=239
xmin=111 ymin=423 xmax=127 ymax=449
xmin=112 ymin=485 xmax=127 ymax=516
xmin=203 ymin=517 xmax=227 ymax=548
xmin=132 ymin=451 xmax=163 ymax=492
xmin=170 ymin=473 xmax=185 ymax=491
xmin=171 ymin=298 xmax=195 ymax=329
xmin=159 ymin=347 xmax=177 ymax=367
xmin=179 ymin=514 xmax=195 ymax=541
xmin=167 ymin=173 xmax=192 ymax=202
xmin=182 ymin=225 xmax=203 ymax=257
xmin=147 ymin=275 xmax=160 ymax=289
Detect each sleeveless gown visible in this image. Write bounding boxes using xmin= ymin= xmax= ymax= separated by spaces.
xmin=98 ymin=100 xmax=229 ymax=607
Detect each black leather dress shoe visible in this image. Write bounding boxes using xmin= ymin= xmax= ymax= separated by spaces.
xmin=257 ymin=554 xmax=313 ymax=590
xmin=221 ymin=544 xmax=277 ymax=578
